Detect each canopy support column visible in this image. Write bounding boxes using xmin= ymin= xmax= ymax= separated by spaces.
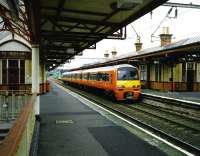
xmin=32 ymin=44 xmax=40 ymax=119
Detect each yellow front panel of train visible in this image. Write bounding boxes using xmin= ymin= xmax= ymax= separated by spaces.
xmin=116 ymin=80 xmax=141 ymax=88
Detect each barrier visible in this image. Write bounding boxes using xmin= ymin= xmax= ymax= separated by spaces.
xmin=0 ymin=94 xmax=36 ymax=156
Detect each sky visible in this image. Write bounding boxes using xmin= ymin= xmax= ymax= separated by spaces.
xmin=59 ymin=0 xmax=200 ymax=70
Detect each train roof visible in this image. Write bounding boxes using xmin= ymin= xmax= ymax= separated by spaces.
xmin=63 ymin=64 xmax=136 ymax=75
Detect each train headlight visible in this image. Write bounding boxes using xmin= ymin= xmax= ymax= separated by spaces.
xmin=137 ymin=85 xmax=141 ymax=88
xmin=133 ymin=85 xmax=141 ymax=88
xmin=117 ymin=85 xmax=125 ymax=89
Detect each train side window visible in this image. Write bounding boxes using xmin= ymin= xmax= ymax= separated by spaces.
xmin=102 ymin=73 xmax=105 ymax=81
xmin=80 ymin=73 xmax=82 ymax=79
xmin=89 ymin=73 xmax=91 ymax=80
xmin=102 ymin=73 xmax=109 ymax=81
xmin=83 ymin=73 xmax=86 ymax=80
xmin=89 ymin=73 xmax=97 ymax=80
xmin=105 ymin=73 xmax=109 ymax=81
xmin=87 ymin=73 xmax=90 ymax=80
xmin=94 ymin=73 xmax=97 ymax=80
xmin=97 ymin=73 xmax=102 ymax=81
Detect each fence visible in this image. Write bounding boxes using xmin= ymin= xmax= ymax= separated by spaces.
xmin=0 ymin=94 xmax=36 ymax=156
xmin=0 ymin=91 xmax=31 ymax=121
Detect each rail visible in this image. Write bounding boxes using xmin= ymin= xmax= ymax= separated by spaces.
xmin=141 ymin=92 xmax=200 ymax=107
xmin=0 ymin=94 xmax=36 ymax=156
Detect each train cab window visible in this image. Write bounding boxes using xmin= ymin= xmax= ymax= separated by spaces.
xmin=117 ymin=67 xmax=138 ymax=80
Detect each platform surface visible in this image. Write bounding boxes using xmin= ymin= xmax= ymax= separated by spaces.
xmin=142 ymin=89 xmax=200 ymax=103
xmin=38 ymin=83 xmax=169 ymax=156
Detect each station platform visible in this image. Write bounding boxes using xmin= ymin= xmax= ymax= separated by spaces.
xmin=38 ymin=82 xmax=171 ymax=156
xmin=142 ymin=89 xmax=200 ymax=103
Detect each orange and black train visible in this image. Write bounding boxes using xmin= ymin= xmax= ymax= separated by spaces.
xmin=61 ymin=64 xmax=141 ymax=101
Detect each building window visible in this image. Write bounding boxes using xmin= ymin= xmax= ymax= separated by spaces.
xmin=140 ymin=65 xmax=147 ymax=81
xmin=2 ymin=60 xmax=7 ymax=84
xmin=1 ymin=59 xmax=25 ymax=84
xmin=20 ymin=60 xmax=25 ymax=83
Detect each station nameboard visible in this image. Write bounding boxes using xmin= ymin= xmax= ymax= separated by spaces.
xmin=0 ymin=51 xmax=31 ymax=59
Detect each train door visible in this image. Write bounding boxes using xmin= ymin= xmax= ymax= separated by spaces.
xmin=186 ymin=62 xmax=194 ymax=91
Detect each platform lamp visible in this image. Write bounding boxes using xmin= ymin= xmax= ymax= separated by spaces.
xmin=104 ymin=50 xmax=109 ymax=58
xmin=111 ymin=47 xmax=117 ymax=58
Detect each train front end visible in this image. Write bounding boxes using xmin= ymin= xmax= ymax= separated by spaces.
xmin=115 ymin=65 xmax=141 ymax=101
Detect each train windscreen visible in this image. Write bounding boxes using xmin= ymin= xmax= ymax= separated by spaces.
xmin=117 ymin=67 xmax=138 ymax=80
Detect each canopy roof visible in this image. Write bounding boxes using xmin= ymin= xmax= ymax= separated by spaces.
xmin=74 ymin=36 xmax=200 ymax=70
xmin=0 ymin=0 xmax=167 ymax=69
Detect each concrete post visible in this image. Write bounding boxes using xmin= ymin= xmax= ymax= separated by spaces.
xmin=32 ymin=44 xmax=40 ymax=118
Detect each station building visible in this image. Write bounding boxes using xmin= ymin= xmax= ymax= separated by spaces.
xmin=135 ymin=34 xmax=200 ymax=91
xmin=78 ymin=30 xmax=200 ymax=92
xmin=0 ymin=33 xmax=48 ymax=93
xmin=129 ymin=35 xmax=200 ymax=91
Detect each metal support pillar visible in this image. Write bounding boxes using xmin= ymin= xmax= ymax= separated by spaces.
xmin=32 ymin=44 xmax=40 ymax=118
xmin=0 ymin=60 xmax=2 ymax=84
xmin=170 ymin=64 xmax=174 ymax=92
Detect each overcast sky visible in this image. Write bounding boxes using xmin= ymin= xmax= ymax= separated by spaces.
xmin=60 ymin=0 xmax=200 ymax=70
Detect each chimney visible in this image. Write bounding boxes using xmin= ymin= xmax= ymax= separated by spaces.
xmin=159 ymin=27 xmax=172 ymax=46
xmin=111 ymin=47 xmax=117 ymax=58
xmin=104 ymin=50 xmax=109 ymax=58
xmin=135 ymin=36 xmax=142 ymax=51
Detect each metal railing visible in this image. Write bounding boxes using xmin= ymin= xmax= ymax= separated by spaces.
xmin=0 ymin=94 xmax=36 ymax=156
xmin=0 ymin=90 xmax=31 ymax=121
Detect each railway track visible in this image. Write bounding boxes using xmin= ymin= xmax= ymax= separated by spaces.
xmin=52 ymin=79 xmax=200 ymax=155
xmin=141 ymin=93 xmax=200 ymax=121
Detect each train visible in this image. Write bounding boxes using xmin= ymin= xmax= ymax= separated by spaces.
xmin=61 ymin=64 xmax=141 ymax=101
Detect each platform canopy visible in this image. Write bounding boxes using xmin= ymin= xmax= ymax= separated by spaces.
xmin=0 ymin=0 xmax=167 ymax=70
